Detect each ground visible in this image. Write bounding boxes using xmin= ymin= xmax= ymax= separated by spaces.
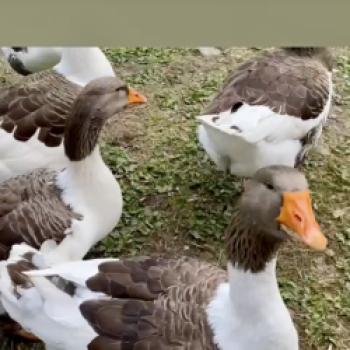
xmin=0 ymin=47 xmax=349 ymax=350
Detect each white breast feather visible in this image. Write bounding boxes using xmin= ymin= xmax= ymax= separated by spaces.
xmin=206 ymin=261 xmax=299 ymax=350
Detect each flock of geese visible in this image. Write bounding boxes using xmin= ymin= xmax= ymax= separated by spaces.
xmin=0 ymin=47 xmax=334 ymax=350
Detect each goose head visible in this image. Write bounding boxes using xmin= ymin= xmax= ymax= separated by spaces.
xmin=227 ymin=165 xmax=327 ymax=272
xmin=64 ymin=76 xmax=147 ymax=161
xmin=1 ymin=47 xmax=62 ymax=75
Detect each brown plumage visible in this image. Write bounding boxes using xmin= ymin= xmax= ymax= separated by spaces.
xmin=225 ymin=211 xmax=283 ymax=273
xmin=81 ymin=257 xmax=226 ymax=350
xmin=0 ymin=168 xmax=81 ymax=260
xmin=204 ymin=47 xmax=333 ymax=120
xmin=63 ymin=77 xmax=131 ymax=161
xmin=0 ymin=314 xmax=42 ymax=344
xmin=0 ymin=71 xmax=80 ymax=147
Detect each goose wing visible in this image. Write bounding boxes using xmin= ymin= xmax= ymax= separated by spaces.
xmin=2 ymin=251 xmax=226 ymax=350
xmin=204 ymin=50 xmax=331 ymax=121
xmin=0 ymin=169 xmax=81 ymax=260
xmin=0 ymin=72 xmax=81 ymax=147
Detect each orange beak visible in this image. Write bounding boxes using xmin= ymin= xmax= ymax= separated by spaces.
xmin=127 ymin=87 xmax=147 ymax=105
xmin=277 ymin=191 xmax=327 ymax=251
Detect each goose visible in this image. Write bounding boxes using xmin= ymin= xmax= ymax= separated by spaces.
xmin=197 ymin=47 xmax=333 ymax=177
xmin=0 ymin=76 xmax=146 ymax=265
xmin=0 ymin=47 xmax=139 ymax=181
xmin=0 ymin=166 xmax=327 ymax=350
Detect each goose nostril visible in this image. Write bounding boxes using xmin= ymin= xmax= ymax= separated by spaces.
xmin=294 ymin=213 xmax=302 ymax=223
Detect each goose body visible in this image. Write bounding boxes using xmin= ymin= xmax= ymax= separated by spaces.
xmin=0 ymin=77 xmax=146 ymax=265
xmin=0 ymin=166 xmax=327 ymax=350
xmin=0 ymin=47 xmax=116 ymax=182
xmin=197 ymin=48 xmax=333 ymax=177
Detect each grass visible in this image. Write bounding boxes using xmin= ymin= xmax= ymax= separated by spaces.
xmin=0 ymin=47 xmax=349 ymax=349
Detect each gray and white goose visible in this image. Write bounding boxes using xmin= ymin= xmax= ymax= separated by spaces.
xmin=0 ymin=47 xmax=146 ymax=181
xmin=197 ymin=47 xmax=333 ymax=177
xmin=0 ymin=76 xmax=146 ymax=265
xmin=0 ymin=166 xmax=327 ymax=350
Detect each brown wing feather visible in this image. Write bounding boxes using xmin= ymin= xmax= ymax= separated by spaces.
xmin=81 ymin=257 xmax=226 ymax=350
xmin=0 ymin=71 xmax=80 ymax=147
xmin=204 ymin=50 xmax=330 ymax=120
xmin=0 ymin=169 xmax=81 ymax=259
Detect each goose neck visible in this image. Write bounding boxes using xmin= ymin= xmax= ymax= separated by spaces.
xmin=225 ymin=212 xmax=283 ymax=273
xmin=228 ymin=259 xmax=280 ymax=316
xmin=63 ymin=106 xmax=105 ymax=162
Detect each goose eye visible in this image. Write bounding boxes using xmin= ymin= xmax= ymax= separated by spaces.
xmin=115 ymin=86 xmax=128 ymax=93
xmin=265 ymin=183 xmax=274 ymax=190
xmin=115 ymin=87 xmax=128 ymax=98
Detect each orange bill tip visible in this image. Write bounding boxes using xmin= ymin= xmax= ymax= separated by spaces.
xmin=127 ymin=87 xmax=147 ymax=104
xmin=277 ymin=191 xmax=327 ymax=251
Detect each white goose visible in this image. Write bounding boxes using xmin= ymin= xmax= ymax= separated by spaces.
xmin=0 ymin=47 xmax=134 ymax=181
xmin=197 ymin=48 xmax=333 ymax=177
xmin=0 ymin=166 xmax=327 ymax=350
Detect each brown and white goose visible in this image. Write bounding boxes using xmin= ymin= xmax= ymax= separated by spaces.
xmin=0 ymin=76 xmax=146 ymax=265
xmin=0 ymin=47 xmax=144 ymax=181
xmin=0 ymin=166 xmax=327 ymax=350
xmin=197 ymin=48 xmax=333 ymax=177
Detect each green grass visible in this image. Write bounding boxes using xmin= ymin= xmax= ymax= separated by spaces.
xmin=1 ymin=47 xmax=349 ymax=349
